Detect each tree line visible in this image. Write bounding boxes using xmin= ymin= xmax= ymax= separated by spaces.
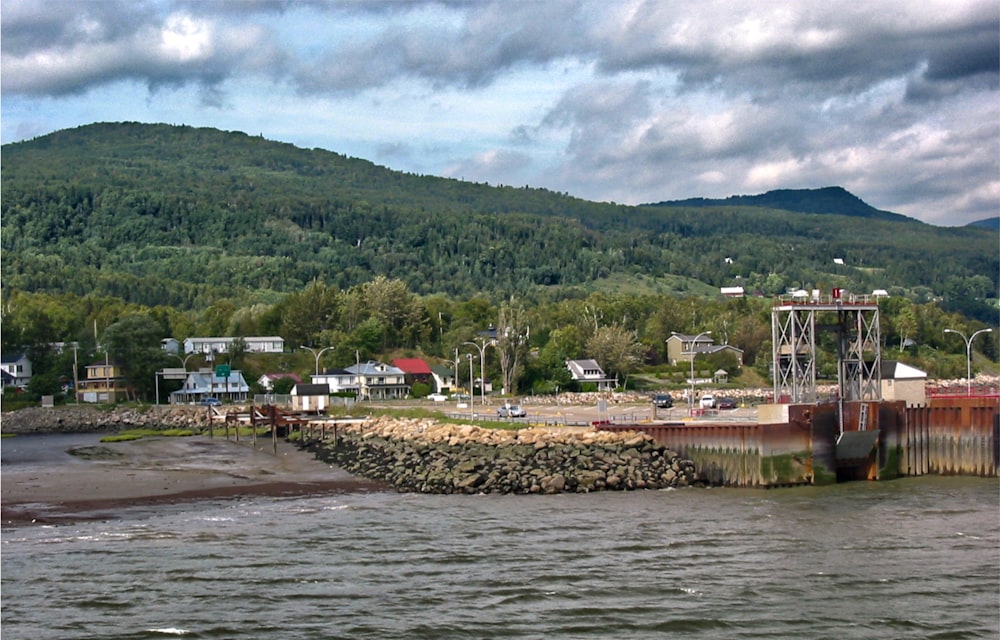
xmin=2 ymin=279 xmax=995 ymax=403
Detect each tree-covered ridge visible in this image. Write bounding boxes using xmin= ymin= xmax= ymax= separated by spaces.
xmin=647 ymin=186 xmax=912 ymax=222
xmin=2 ymin=123 xmax=996 ymax=324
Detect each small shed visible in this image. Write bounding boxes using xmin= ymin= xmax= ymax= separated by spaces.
xmin=880 ymin=361 xmax=927 ymax=407
xmin=291 ymin=383 xmax=329 ymax=413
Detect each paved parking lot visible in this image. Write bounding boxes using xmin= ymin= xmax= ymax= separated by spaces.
xmin=429 ymin=398 xmax=759 ymax=426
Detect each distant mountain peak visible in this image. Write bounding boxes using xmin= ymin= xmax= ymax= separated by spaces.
xmin=645 ymin=186 xmax=915 ymax=222
xmin=966 ymin=217 xmax=999 ymax=231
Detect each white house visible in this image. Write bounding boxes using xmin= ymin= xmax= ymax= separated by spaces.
xmin=311 ymin=361 xmax=409 ymax=400
xmin=181 ymin=336 xmax=285 ymax=355
xmin=258 ymin=372 xmax=302 ymax=391
xmin=169 ymin=369 xmax=250 ymax=404
xmin=353 ymin=361 xmax=408 ymax=400
xmin=430 ymin=364 xmax=458 ymax=393
xmin=311 ymin=368 xmax=358 ymax=395
xmin=355 ymin=361 xmax=408 ymax=400
xmin=0 ymin=353 xmax=32 ymax=389
xmin=565 ymin=359 xmax=617 ymax=391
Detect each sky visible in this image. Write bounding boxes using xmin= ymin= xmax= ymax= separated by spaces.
xmin=2 ymin=0 xmax=998 ymax=227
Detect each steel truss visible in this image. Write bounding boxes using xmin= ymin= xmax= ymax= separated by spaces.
xmin=772 ymin=301 xmax=881 ymax=404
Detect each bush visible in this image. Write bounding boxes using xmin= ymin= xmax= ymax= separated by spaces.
xmin=531 ymin=380 xmax=560 ymax=395
xmin=410 ymin=381 xmax=432 ymax=398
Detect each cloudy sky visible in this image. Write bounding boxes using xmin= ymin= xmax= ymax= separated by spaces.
xmin=3 ymin=0 xmax=998 ymax=226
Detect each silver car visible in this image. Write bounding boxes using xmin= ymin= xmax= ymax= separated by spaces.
xmin=497 ymin=404 xmax=527 ymax=418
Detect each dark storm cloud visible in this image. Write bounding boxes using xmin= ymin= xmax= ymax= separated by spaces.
xmin=1 ymin=0 xmax=155 ymax=56
xmin=1 ymin=0 xmax=284 ymax=96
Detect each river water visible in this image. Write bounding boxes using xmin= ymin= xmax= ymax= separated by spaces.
xmin=2 ymin=440 xmax=998 ymax=639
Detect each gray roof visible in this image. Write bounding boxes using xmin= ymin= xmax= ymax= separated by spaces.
xmin=347 ymin=360 xmax=405 ymax=376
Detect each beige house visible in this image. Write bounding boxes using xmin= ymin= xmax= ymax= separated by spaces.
xmin=78 ymin=360 xmax=130 ymax=403
xmin=880 ymin=360 xmax=927 ymax=406
xmin=666 ymin=333 xmax=744 ymax=366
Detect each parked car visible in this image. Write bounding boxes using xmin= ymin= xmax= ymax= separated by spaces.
xmin=652 ymin=393 xmax=674 ymax=408
xmin=426 ymin=393 xmax=448 ymax=402
xmin=497 ymin=404 xmax=527 ymax=418
xmin=200 ymin=397 xmax=222 ymax=406
xmin=716 ymin=397 xmax=738 ymax=409
xmin=699 ymin=394 xmax=716 ymax=409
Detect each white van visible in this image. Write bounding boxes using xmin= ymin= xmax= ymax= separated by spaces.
xmin=699 ymin=394 xmax=716 ymax=409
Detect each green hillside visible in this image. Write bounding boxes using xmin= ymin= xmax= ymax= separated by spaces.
xmin=2 ymin=123 xmax=996 ymax=321
xmin=648 ymin=186 xmax=912 ymax=222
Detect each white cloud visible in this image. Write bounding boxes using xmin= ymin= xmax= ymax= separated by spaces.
xmin=0 ymin=0 xmax=997 ymax=225
xmin=156 ymin=13 xmax=214 ymax=63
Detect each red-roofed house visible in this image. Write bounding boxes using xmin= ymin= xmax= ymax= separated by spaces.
xmin=392 ymin=358 xmax=433 ymax=387
xmin=258 ymin=372 xmax=303 ymax=391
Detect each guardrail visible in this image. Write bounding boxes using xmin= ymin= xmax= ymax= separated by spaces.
xmin=775 ymin=292 xmax=879 ymax=305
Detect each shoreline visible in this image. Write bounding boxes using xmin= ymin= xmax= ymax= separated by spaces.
xmin=1 ymin=433 xmax=389 ymax=527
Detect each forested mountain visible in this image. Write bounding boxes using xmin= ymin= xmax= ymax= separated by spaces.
xmin=967 ymin=217 xmax=1000 ymax=230
xmin=647 ymin=186 xmax=913 ymax=222
xmin=2 ymin=123 xmax=996 ymax=322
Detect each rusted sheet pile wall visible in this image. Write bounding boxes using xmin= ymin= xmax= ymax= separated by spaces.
xmin=877 ymin=402 xmax=906 ymax=480
xmin=903 ymin=400 xmax=998 ymax=477
xmin=808 ymin=403 xmax=841 ymax=482
xmin=824 ymin=400 xmax=902 ymax=481
xmin=601 ymin=397 xmax=996 ymax=486
xmin=609 ymin=417 xmax=814 ymax=487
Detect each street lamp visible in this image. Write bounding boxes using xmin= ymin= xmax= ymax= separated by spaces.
xmin=943 ymin=328 xmax=993 ymax=395
xmin=464 ymin=340 xmax=491 ymax=407
xmin=672 ymin=330 xmax=711 ymax=414
xmin=301 ymin=345 xmax=334 ymax=376
xmin=169 ymin=352 xmax=196 ymax=371
xmin=467 ymin=353 xmax=477 ymax=420
xmin=156 ymin=352 xmax=197 ymax=406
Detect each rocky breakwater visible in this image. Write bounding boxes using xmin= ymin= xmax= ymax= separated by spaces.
xmin=307 ymin=416 xmax=701 ymax=494
xmin=1 ymin=405 xmax=212 ymax=434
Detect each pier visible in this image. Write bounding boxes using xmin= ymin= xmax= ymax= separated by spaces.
xmin=597 ymin=396 xmax=998 ymax=487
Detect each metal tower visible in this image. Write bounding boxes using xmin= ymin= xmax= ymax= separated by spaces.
xmin=772 ymin=291 xmax=881 ymax=404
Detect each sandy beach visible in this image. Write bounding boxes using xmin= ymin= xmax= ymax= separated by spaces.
xmin=1 ymin=433 xmax=387 ymax=526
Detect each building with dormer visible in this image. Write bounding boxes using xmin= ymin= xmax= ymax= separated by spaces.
xmin=565 ymin=359 xmax=618 ymax=391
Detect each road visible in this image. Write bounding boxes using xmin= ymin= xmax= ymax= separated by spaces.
xmin=388 ymin=397 xmax=759 ymax=426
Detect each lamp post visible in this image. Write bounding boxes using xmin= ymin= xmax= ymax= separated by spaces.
xmin=673 ymin=330 xmax=711 ymax=414
xmin=467 ymin=353 xmax=476 ymax=420
xmin=157 ymin=352 xmax=196 ymax=405
xmin=464 ymin=340 xmax=490 ymax=407
xmin=943 ymin=328 xmax=993 ymax=395
xmin=170 ymin=352 xmax=196 ymax=371
xmin=301 ymin=345 xmax=334 ymax=376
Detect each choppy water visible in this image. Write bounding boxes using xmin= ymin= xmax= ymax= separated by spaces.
xmin=2 ymin=442 xmax=998 ymax=639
